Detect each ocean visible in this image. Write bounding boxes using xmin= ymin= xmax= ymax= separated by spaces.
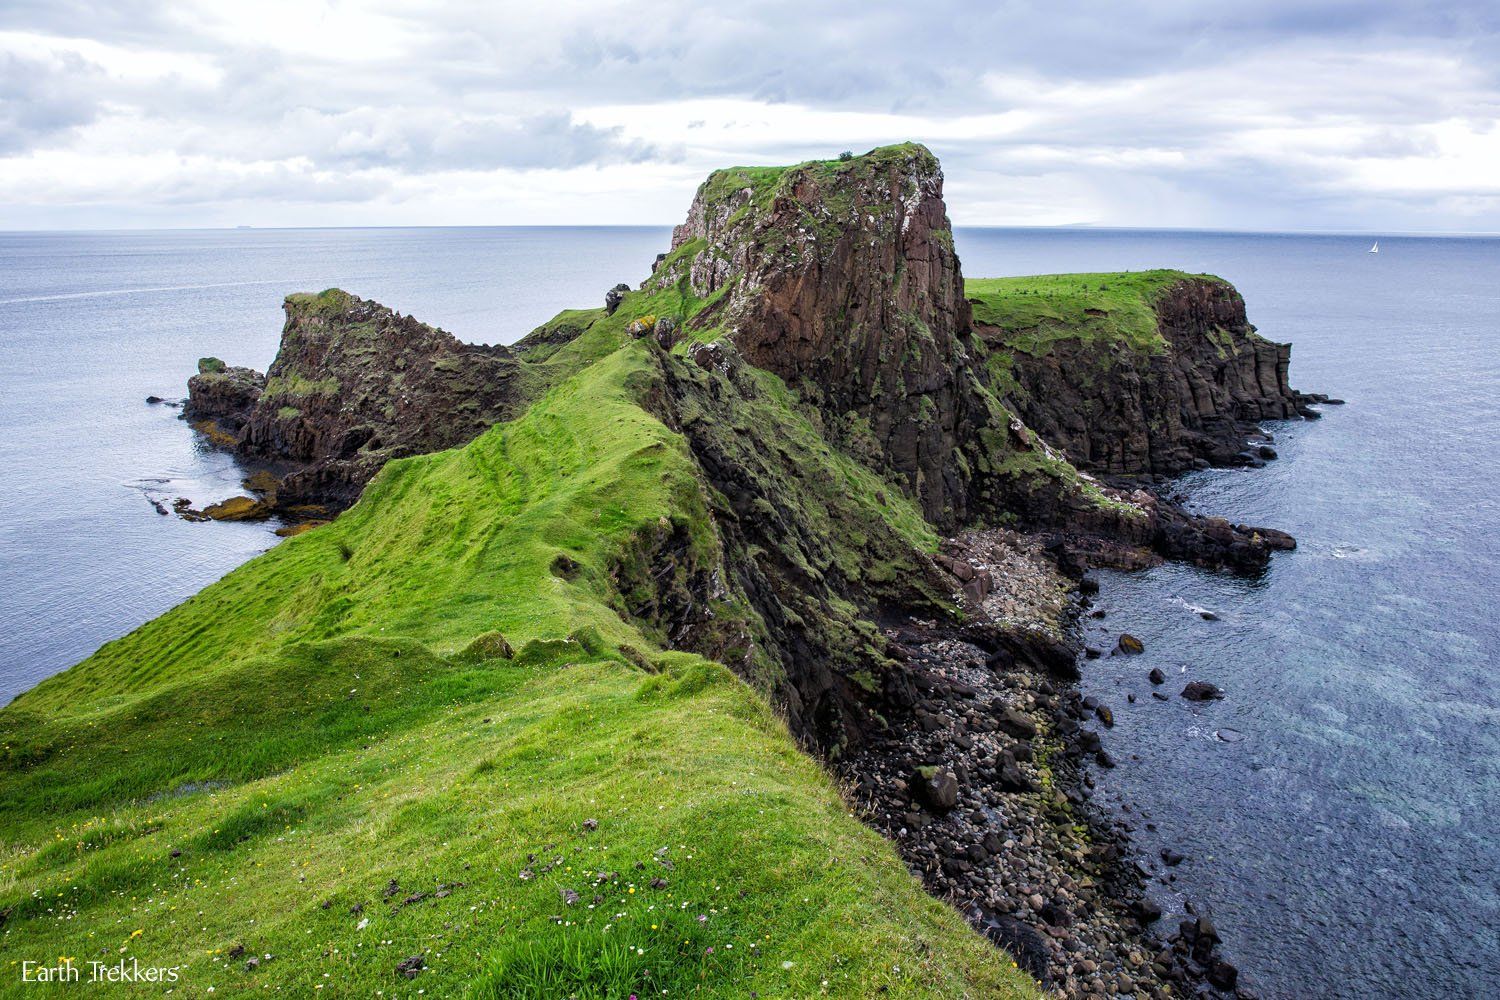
xmin=1 ymin=224 xmax=1495 ymax=998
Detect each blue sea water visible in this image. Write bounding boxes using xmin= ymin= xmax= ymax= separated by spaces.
xmin=1 ymin=225 xmax=1496 ymax=998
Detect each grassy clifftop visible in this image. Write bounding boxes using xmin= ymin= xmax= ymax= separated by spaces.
xmin=966 ymin=270 xmax=1224 ymax=356
xmin=0 ymin=339 xmax=1036 ymax=997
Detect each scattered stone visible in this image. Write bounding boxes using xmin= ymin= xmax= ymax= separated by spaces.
xmin=1095 ymin=705 xmax=1114 ymax=727
xmin=1208 ymin=958 xmax=1239 ymax=990
xmin=1182 ymin=681 xmax=1225 ymax=701
xmin=1148 ymin=667 xmax=1166 ymax=685
xmin=1039 ymin=901 xmax=1075 ymax=928
xmin=913 ymin=766 xmax=959 ymax=813
xmin=1133 ymin=898 xmax=1162 ymax=923
xmin=395 ymin=955 xmax=425 ymax=979
xmin=1161 ymin=848 xmax=1187 ymax=867
xmin=996 ymin=708 xmax=1038 ymax=739
xmin=1115 ymin=634 xmax=1145 ymax=655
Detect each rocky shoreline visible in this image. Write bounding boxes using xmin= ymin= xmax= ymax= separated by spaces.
xmin=839 ymin=529 xmax=1257 ymax=999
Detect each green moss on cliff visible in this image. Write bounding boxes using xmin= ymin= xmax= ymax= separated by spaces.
xmin=263 ymin=372 xmax=341 ymax=399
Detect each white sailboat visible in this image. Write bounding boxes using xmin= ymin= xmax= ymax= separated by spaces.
xmin=1368 ymin=241 xmax=1379 ymax=253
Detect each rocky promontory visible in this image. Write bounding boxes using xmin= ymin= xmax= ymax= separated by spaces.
xmin=185 ymin=290 xmax=523 ymax=512
xmin=166 ymin=143 xmax=1324 ymax=998
xmin=968 ymin=270 xmax=1322 ymax=476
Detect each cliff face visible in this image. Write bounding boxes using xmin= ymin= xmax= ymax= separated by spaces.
xmin=186 ymin=290 xmax=521 ymax=510
xmin=970 ymin=272 xmax=1306 ymax=476
xmin=660 ymin=144 xmax=990 ymax=527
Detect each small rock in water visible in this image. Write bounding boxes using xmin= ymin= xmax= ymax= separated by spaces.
xmin=1095 ymin=705 xmax=1114 ymax=727
xmin=1199 ymin=610 xmax=1220 ymax=621
xmin=1114 ymin=633 xmax=1145 ymax=655
xmin=1215 ymin=727 xmax=1245 ymax=743
xmin=1181 ymin=681 xmax=1225 ymax=701
xmin=1208 ymin=959 xmax=1239 ymax=990
xmin=1148 ymin=667 xmax=1166 ymax=685
xmin=1161 ymin=848 xmax=1187 ymax=867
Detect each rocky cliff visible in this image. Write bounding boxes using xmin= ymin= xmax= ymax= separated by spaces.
xmin=968 ymin=270 xmax=1318 ymax=476
xmin=655 ymin=144 xmax=992 ymax=526
xmin=186 ymin=289 xmax=522 ymax=511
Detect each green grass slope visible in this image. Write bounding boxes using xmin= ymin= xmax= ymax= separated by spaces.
xmin=0 ymin=340 xmax=1036 ymax=998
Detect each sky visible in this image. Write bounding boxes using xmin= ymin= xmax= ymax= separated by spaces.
xmin=2 ymin=0 xmax=1499 ymax=232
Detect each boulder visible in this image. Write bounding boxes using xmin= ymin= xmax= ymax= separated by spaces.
xmin=1182 ymin=681 xmax=1225 ymax=701
xmin=604 ymin=283 xmax=631 ymax=314
xmin=995 ymin=708 xmax=1038 ymax=740
xmin=912 ymin=766 xmax=959 ymax=813
xmin=1115 ymin=633 xmax=1145 ymax=655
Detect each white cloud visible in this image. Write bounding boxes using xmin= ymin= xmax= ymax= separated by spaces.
xmin=0 ymin=0 xmax=1498 ymax=230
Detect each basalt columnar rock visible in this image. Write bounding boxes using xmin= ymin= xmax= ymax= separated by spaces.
xmin=643 ymin=145 xmax=1302 ymax=573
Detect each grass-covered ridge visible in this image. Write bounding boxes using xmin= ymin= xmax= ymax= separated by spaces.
xmin=0 ymin=338 xmax=1036 ymax=997
xmin=966 ymin=269 xmax=1225 ymax=356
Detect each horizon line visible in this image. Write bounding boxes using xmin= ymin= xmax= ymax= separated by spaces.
xmin=1 ymin=222 xmax=1497 ymax=240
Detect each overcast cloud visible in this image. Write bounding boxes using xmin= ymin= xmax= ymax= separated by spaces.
xmin=1 ymin=0 xmax=1498 ymax=230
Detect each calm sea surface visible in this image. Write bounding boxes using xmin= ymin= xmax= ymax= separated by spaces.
xmin=1 ymin=225 xmax=1495 ymax=998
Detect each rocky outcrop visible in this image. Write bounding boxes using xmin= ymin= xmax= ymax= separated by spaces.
xmin=183 ymin=357 xmax=264 ymax=432
xmin=185 ymin=290 xmax=522 ymax=512
xmin=658 ymin=144 xmax=996 ymax=527
xmin=975 ymin=274 xmax=1312 ymax=476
